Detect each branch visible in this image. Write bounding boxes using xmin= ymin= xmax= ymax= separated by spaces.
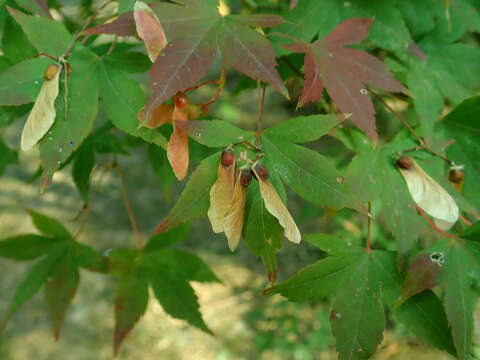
xmin=115 ymin=164 xmax=143 ymax=248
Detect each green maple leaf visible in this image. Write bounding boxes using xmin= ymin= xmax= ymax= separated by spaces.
xmin=0 ymin=210 xmax=103 ymax=338
xmin=108 ymin=227 xmax=219 ymax=355
xmin=265 ymin=234 xmax=456 ymax=358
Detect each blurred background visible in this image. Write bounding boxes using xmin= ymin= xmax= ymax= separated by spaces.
xmin=1 ymin=0 xmax=479 ymax=359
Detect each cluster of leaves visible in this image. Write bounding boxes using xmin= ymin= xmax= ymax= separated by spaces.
xmin=0 ymin=0 xmax=479 ymax=358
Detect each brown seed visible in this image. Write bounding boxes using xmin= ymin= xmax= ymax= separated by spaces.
xmin=44 ymin=63 xmax=60 ymax=80
xmin=449 ymin=168 xmax=464 ymax=184
xmin=221 ymin=148 xmax=235 ymax=167
xmin=396 ymin=156 xmax=413 ymax=170
xmin=174 ymin=93 xmax=189 ymax=110
xmin=253 ymin=163 xmax=269 ymax=181
xmin=240 ymin=168 xmax=252 ymax=187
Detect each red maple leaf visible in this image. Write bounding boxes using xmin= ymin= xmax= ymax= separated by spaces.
xmin=286 ymin=18 xmax=406 ymax=142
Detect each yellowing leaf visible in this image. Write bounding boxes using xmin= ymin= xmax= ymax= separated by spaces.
xmin=207 ymin=149 xmax=235 ymax=233
xmin=167 ymin=106 xmax=189 ymax=180
xmin=134 ymin=1 xmax=167 ymax=62
xmin=253 ymin=164 xmax=301 ymax=244
xmin=20 ymin=63 xmax=61 ymax=151
xmin=397 ymin=157 xmax=459 ymax=230
xmin=224 ymin=168 xmax=251 ymax=251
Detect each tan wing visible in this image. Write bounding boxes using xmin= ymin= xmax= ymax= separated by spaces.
xmin=208 ymin=160 xmax=235 ymax=233
xmin=20 ymin=64 xmax=61 ymax=151
xmin=399 ymin=160 xmax=459 ymax=230
xmin=253 ymin=167 xmax=301 ymax=244
xmin=223 ymin=173 xmax=247 ymax=251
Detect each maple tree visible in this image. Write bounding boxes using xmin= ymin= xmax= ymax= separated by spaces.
xmin=0 ymin=0 xmax=479 ymax=359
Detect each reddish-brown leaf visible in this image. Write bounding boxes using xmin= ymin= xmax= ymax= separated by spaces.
xmin=290 ymin=0 xmax=298 ymax=10
xmin=84 ymin=12 xmax=136 ymax=37
xmin=145 ymin=27 xmax=217 ymax=123
xmin=218 ymin=19 xmax=288 ymax=98
xmin=294 ymin=18 xmax=406 ymax=142
xmin=407 ymin=42 xmax=426 ymax=62
xmin=395 ymin=253 xmax=443 ymax=308
xmin=134 ymin=1 xmax=167 ymax=62
xmin=167 ymin=106 xmax=189 ymax=180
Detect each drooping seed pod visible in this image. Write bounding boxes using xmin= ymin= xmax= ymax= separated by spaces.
xmin=167 ymin=104 xmax=189 ymax=180
xmin=138 ymin=104 xmax=173 ymax=129
xmin=396 ymin=156 xmax=459 ymax=230
xmin=21 ymin=63 xmax=61 ymax=151
xmin=223 ymin=167 xmax=251 ymax=251
xmin=449 ymin=165 xmax=464 ymax=193
xmin=134 ymin=1 xmax=167 ymax=62
xmin=252 ymin=163 xmax=301 ymax=244
xmin=208 ymin=148 xmax=236 ymax=233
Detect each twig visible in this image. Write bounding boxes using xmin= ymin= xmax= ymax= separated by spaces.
xmin=200 ymin=58 xmax=227 ymax=112
xmin=74 ymin=166 xmax=107 ymax=239
xmin=115 ymin=164 xmax=143 ymax=248
xmin=370 ymin=89 xmax=453 ymax=165
xmin=255 ymin=81 xmax=266 ymax=147
xmin=366 ymin=201 xmax=372 ymax=251
xmin=63 ymin=15 xmax=95 ymax=60
xmin=232 ymin=140 xmax=261 ymax=152
xmin=415 ymin=204 xmax=456 ymax=238
xmin=459 ymin=214 xmax=472 ymax=227
xmin=107 ymin=36 xmax=118 ymax=55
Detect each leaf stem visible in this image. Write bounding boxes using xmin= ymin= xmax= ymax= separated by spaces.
xmin=255 ymin=81 xmax=266 ymax=147
xmin=232 ymin=140 xmax=261 ymax=152
xmin=415 ymin=204 xmax=456 ymax=238
xmin=115 ymin=164 xmax=143 ymax=248
xmin=366 ymin=201 xmax=372 ymax=251
xmin=459 ymin=214 xmax=472 ymax=227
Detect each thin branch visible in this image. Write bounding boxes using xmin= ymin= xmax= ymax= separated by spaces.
xmin=255 ymin=81 xmax=266 ymax=147
xmin=107 ymin=36 xmax=118 ymax=55
xmin=366 ymin=201 xmax=372 ymax=251
xmin=415 ymin=204 xmax=456 ymax=238
xmin=115 ymin=165 xmax=143 ymax=248
xmin=63 ymin=15 xmax=95 ymax=60
xmin=200 ymin=58 xmax=227 ymax=112
xmin=74 ymin=166 xmax=107 ymax=239
xmin=232 ymin=140 xmax=261 ymax=152
xmin=369 ymin=89 xmax=453 ymax=165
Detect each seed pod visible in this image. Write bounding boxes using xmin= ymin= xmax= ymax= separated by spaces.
xmin=396 ymin=156 xmax=413 ymax=170
xmin=223 ymin=167 xmax=250 ymax=251
xmin=252 ymin=163 xmax=301 ymax=244
xmin=449 ymin=165 xmax=464 ymax=193
xmin=134 ymin=1 xmax=167 ymax=62
xmin=138 ymin=104 xmax=173 ymax=129
xmin=21 ymin=63 xmax=61 ymax=151
xmin=221 ymin=148 xmax=235 ymax=167
xmin=397 ymin=157 xmax=459 ymax=230
xmin=208 ymin=149 xmax=236 ymax=233
xmin=44 ymin=63 xmax=60 ymax=80
xmin=167 ymin=105 xmax=189 ymax=180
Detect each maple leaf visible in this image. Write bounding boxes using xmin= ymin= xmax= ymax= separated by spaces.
xmin=265 ymin=234 xmax=457 ymax=358
xmin=0 ymin=210 xmax=104 ymax=339
xmin=286 ymin=17 xmax=406 ymax=142
xmin=107 ymin=229 xmax=219 ymax=355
